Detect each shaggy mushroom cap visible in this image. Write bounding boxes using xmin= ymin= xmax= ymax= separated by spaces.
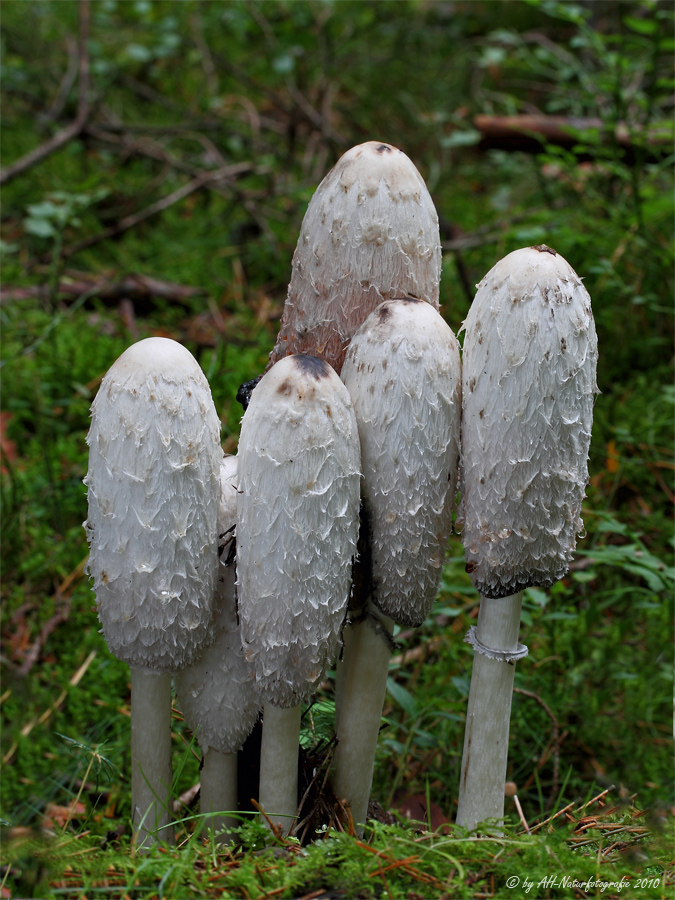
xmin=237 ymin=355 xmax=361 ymax=708
xmin=458 ymin=245 xmax=598 ymax=599
xmin=84 ymin=337 xmax=221 ymax=670
xmin=341 ymin=299 xmax=462 ymax=626
xmin=268 ymin=141 xmax=441 ymax=375
xmin=174 ymin=456 xmax=260 ymax=754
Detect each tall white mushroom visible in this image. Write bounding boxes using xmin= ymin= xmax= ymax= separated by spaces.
xmin=236 ymin=354 xmax=361 ymax=832
xmin=174 ymin=455 xmax=261 ymax=839
xmin=456 ymin=245 xmax=598 ymax=830
xmin=84 ymin=337 xmax=221 ymax=846
xmin=267 ymin=140 xmax=441 ymax=375
xmin=333 ymin=298 xmax=462 ymax=833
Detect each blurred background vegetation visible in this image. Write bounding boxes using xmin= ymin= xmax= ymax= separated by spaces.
xmin=1 ymin=0 xmax=673 ymax=871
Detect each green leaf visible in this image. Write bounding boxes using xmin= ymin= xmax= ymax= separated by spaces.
xmin=441 ymin=130 xmax=481 ymax=149
xmin=623 ymin=15 xmax=657 ymax=35
xmin=24 ymin=218 xmax=56 ymax=238
xmin=386 ymin=677 xmax=418 ymax=718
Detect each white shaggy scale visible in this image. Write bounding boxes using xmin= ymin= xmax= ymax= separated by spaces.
xmin=84 ymin=337 xmax=221 ymax=670
xmin=341 ymin=298 xmax=462 ymax=626
xmin=458 ymin=246 xmax=598 ymax=599
xmin=237 ymin=354 xmax=361 ymax=708
xmin=268 ymin=141 xmax=441 ymax=375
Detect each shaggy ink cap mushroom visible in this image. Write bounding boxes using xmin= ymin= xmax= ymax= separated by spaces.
xmin=458 ymin=245 xmax=599 ymax=599
xmin=268 ymin=141 xmax=442 ymax=375
xmin=174 ymin=455 xmax=260 ymax=755
xmin=84 ymin=336 xmax=222 ymax=670
xmin=341 ymin=298 xmax=462 ymax=626
xmin=237 ymin=354 xmax=361 ymax=708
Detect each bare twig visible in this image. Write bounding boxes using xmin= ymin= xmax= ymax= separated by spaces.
xmin=286 ymin=82 xmax=347 ymax=146
xmin=85 ymin=125 xmax=266 ymax=230
xmin=513 ymin=686 xmax=560 ymax=804
xmin=16 ymin=592 xmax=72 ymax=678
xmin=43 ymin=34 xmax=79 ymax=127
xmin=190 ymin=14 xmax=219 ymax=97
xmin=526 ymin=800 xmax=576 ymax=835
xmin=62 ymin=164 xmax=252 ymax=257
xmin=579 ymin=785 xmax=616 ymax=812
xmin=13 ymin=558 xmax=86 ymax=677
xmin=118 ymin=74 xmax=188 ymax=113
xmin=513 ymin=794 xmax=531 ymax=833
xmin=0 ymin=0 xmax=91 ymax=185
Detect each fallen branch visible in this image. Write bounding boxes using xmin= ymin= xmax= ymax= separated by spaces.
xmin=474 ymin=113 xmax=672 ymax=159
xmin=1 ymin=273 xmax=206 ymax=306
xmin=0 ymin=0 xmax=90 ymax=185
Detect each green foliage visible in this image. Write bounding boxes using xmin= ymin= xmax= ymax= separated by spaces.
xmin=1 ymin=0 xmax=672 ymax=893
xmin=2 ymin=811 xmax=672 ymax=898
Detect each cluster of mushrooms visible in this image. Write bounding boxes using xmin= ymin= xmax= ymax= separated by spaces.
xmin=84 ymin=141 xmax=598 ymax=847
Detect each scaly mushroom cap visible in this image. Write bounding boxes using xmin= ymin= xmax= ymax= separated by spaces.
xmin=174 ymin=455 xmax=261 ymax=754
xmin=458 ymin=246 xmax=598 ymax=599
xmin=341 ymin=299 xmax=462 ymax=627
xmin=237 ymin=355 xmax=361 ymax=708
xmin=84 ymin=337 xmax=221 ymax=670
xmin=268 ymin=141 xmax=441 ymax=375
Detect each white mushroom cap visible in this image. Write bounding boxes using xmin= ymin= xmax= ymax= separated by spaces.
xmin=236 ymin=355 xmax=361 ymax=708
xmin=458 ymin=246 xmax=599 ymax=599
xmin=84 ymin=337 xmax=222 ymax=670
xmin=341 ymin=299 xmax=462 ymax=626
xmin=174 ymin=455 xmax=261 ymax=754
xmin=268 ymin=141 xmax=441 ymax=375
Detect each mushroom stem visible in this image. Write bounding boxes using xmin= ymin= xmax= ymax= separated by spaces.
xmin=456 ymin=591 xmax=525 ymax=831
xmin=332 ymin=604 xmax=393 ymax=836
xmin=200 ymin=746 xmax=239 ymax=840
xmin=130 ymin=666 xmax=174 ymax=847
xmin=258 ymin=703 xmax=302 ymax=833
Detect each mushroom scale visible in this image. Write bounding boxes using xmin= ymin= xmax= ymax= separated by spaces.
xmin=84 ymin=337 xmax=222 ymax=671
xmin=341 ymin=298 xmax=462 ymax=626
xmin=237 ymin=354 xmax=361 ymax=708
xmin=174 ymin=455 xmax=260 ymax=755
xmin=268 ymin=141 xmax=441 ymax=375
xmin=458 ymin=245 xmax=599 ymax=599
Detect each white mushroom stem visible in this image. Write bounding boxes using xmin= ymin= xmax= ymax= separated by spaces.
xmin=130 ymin=667 xmax=174 ymax=845
xmin=200 ymin=747 xmax=238 ymax=838
xmin=332 ymin=605 xmax=393 ymax=836
xmin=258 ymin=703 xmax=303 ymax=832
xmin=455 ymin=592 xmax=526 ymax=831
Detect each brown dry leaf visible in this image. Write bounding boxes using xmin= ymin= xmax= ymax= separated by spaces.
xmin=43 ymin=800 xmax=86 ymax=831
xmin=395 ymin=792 xmax=450 ymax=832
